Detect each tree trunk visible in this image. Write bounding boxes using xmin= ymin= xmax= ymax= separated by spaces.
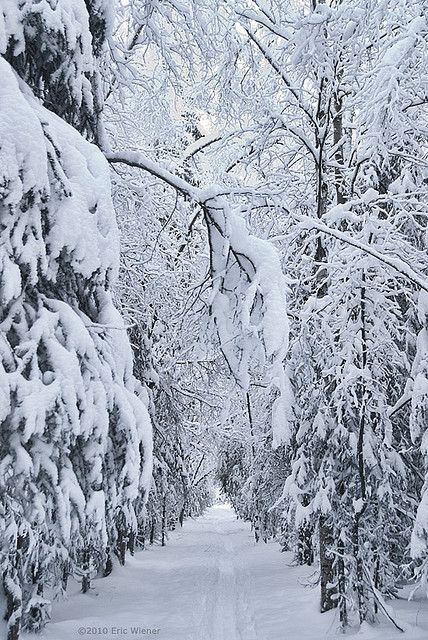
xmin=253 ymin=514 xmax=261 ymax=543
xmin=150 ymin=519 xmax=155 ymax=545
xmin=128 ymin=529 xmax=136 ymax=556
xmin=297 ymin=521 xmax=314 ymax=565
xmin=104 ymin=549 xmax=113 ymax=577
xmin=3 ymin=570 xmax=22 ymax=640
xmin=4 ymin=534 xmax=25 ymax=640
xmin=161 ymin=496 xmax=167 ymax=547
xmin=354 ymin=272 xmax=368 ymax=624
xmin=373 ymin=556 xmax=380 ymax=615
xmin=81 ymin=548 xmax=91 ymax=594
xmin=319 ymin=516 xmax=337 ymax=613
xmin=296 ymin=494 xmax=314 ymax=565
xmin=179 ymin=501 xmax=186 ymax=527
xmin=62 ymin=561 xmax=69 ymax=592
xmin=116 ymin=529 xmax=126 ymax=566
xmin=337 ymin=537 xmax=347 ymax=626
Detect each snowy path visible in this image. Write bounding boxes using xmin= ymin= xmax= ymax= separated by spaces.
xmin=26 ymin=505 xmax=428 ymax=640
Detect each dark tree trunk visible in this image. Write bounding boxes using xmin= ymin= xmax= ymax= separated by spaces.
xmin=150 ymin=519 xmax=155 ymax=545
xmin=319 ymin=516 xmax=337 ymax=613
xmin=104 ymin=550 xmax=113 ymax=577
xmin=128 ymin=530 xmax=136 ymax=556
xmin=373 ymin=556 xmax=380 ymax=615
xmin=337 ymin=538 xmax=347 ymax=626
xmin=161 ymin=496 xmax=167 ymax=547
xmin=4 ymin=570 xmax=22 ymax=640
xmin=296 ymin=521 xmax=314 ymax=565
xmin=116 ymin=529 xmax=126 ymax=566
xmin=296 ymin=494 xmax=314 ymax=565
xmin=81 ymin=548 xmax=91 ymax=594
xmin=253 ymin=515 xmax=260 ymax=543
xmin=115 ymin=510 xmax=128 ymax=565
xmin=179 ymin=502 xmax=186 ymax=527
xmin=4 ymin=534 xmax=24 ymax=640
xmin=62 ymin=560 xmax=70 ymax=592
xmin=354 ymin=273 xmax=368 ymax=624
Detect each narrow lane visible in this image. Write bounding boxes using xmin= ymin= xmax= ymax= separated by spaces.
xmin=27 ymin=505 xmax=427 ymax=640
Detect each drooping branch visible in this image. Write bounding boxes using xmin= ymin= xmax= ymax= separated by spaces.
xmin=106 ymin=148 xmax=427 ymax=453
xmin=107 ymin=151 xmax=200 ymax=200
xmin=105 ymin=149 xmax=289 ymax=398
xmin=107 ymin=149 xmax=428 ymax=295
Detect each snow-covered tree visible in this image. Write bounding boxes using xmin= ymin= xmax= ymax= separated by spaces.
xmin=193 ymin=0 xmax=428 ymax=627
xmin=2 ymin=0 xmax=428 ymax=636
xmin=0 ymin=3 xmax=152 ymax=638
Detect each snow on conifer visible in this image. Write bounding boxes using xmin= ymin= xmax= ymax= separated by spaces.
xmin=0 ymin=3 xmax=153 ymax=638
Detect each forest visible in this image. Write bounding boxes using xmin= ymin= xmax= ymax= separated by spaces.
xmin=0 ymin=1 xmax=428 ymax=639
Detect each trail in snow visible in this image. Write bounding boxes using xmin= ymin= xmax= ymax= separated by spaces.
xmin=26 ymin=505 xmax=428 ymax=640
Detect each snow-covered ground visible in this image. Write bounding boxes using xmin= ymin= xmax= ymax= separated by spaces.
xmin=19 ymin=504 xmax=428 ymax=640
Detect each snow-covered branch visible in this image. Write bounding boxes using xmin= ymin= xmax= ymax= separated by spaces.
xmin=274 ymin=214 xmax=428 ymax=294
xmin=108 ymin=150 xmax=428 ymax=295
xmin=106 ymin=147 xmax=291 ymax=446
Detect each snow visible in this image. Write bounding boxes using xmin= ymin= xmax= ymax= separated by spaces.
xmin=292 ymin=214 xmax=428 ymax=295
xmin=108 ymin=148 xmax=291 ymax=447
xmin=380 ymin=17 xmax=426 ymax=67
xmin=17 ymin=505 xmax=428 ymax=640
xmin=0 ymin=53 xmax=153 ymax=633
xmin=2 ymin=0 xmax=428 ymax=636
xmin=0 ymin=55 xmax=119 ymax=292
xmin=0 ymin=0 xmax=94 ymax=95
xmin=0 ymin=58 xmax=48 ymax=203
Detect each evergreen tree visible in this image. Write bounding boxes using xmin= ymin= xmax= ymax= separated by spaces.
xmin=0 ymin=3 xmax=152 ymax=638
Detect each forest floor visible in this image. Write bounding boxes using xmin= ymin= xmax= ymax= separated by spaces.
xmin=21 ymin=504 xmax=428 ymax=640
